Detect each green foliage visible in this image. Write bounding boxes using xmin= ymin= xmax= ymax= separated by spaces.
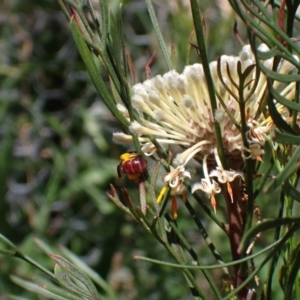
xmin=2 ymin=1 xmax=300 ymax=300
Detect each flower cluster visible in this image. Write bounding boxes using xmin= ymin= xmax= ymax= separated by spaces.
xmin=113 ymin=44 xmax=297 ymax=210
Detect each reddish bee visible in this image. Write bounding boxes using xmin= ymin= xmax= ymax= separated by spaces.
xmin=117 ymin=151 xmax=147 ymax=180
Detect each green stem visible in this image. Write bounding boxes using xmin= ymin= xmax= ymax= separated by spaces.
xmin=145 ymin=0 xmax=173 ymax=70
xmin=165 ymin=214 xmax=222 ymax=299
xmin=189 ymin=0 xmax=227 ymax=169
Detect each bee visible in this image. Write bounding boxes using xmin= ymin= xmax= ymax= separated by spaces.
xmin=117 ymin=151 xmax=147 ymax=180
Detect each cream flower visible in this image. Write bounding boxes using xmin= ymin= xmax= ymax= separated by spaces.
xmin=156 ymin=154 xmax=191 ymax=219
xmin=192 ymin=155 xmax=221 ymax=212
xmin=113 ymin=44 xmax=297 ymax=210
xmin=164 ymin=166 xmax=191 ymax=192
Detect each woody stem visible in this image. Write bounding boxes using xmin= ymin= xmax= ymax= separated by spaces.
xmin=224 ymin=179 xmax=249 ymax=300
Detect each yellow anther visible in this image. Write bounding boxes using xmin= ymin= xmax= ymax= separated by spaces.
xmin=157 ymin=185 xmax=168 ymax=203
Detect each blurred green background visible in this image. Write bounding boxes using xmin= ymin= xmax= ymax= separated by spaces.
xmin=0 ymin=0 xmax=255 ymax=299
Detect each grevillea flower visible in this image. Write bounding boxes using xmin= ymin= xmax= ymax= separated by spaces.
xmin=113 ymin=44 xmax=297 ymax=209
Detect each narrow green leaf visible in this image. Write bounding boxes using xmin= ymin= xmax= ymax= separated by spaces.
xmin=98 ymin=0 xmax=108 ymax=50
xmin=284 ymin=182 xmax=300 ymax=202
xmin=224 ymin=222 xmax=300 ymax=300
xmin=69 ymin=16 xmax=128 ymax=128
xmin=240 ymin=0 xmax=300 ymax=58
xmin=264 ymin=146 xmax=300 ymax=192
xmin=145 ymin=0 xmax=173 ymax=70
xmin=189 ymin=0 xmax=227 ymax=170
xmin=269 ymin=83 xmax=300 ymax=112
xmin=272 ymin=130 xmax=300 ymax=145
xmin=239 ymin=216 xmax=300 ymax=254
xmin=34 ymin=238 xmax=57 ymax=257
xmin=59 ymin=246 xmax=117 ymax=300
xmin=41 ymin=283 xmax=84 ymax=300
xmin=51 ymin=254 xmax=100 ymax=300
xmin=260 ymin=61 xmax=300 ymax=83
xmin=57 ymin=0 xmax=71 ymax=21
xmin=10 ymin=276 xmax=70 ymax=300
xmin=229 ymin=0 xmax=300 ymax=58
xmin=257 ymin=47 xmax=283 ymax=60
xmin=254 ymin=153 xmax=274 ymax=199
xmin=165 ymin=213 xmax=222 ymax=300
xmin=0 ymin=233 xmax=18 ymax=251
xmin=0 ymin=249 xmax=16 ymax=256
xmin=117 ymin=3 xmax=128 ymax=79
xmin=108 ymin=11 xmax=122 ymax=72
xmin=0 ymin=234 xmax=55 ymax=280
xmin=53 ymin=264 xmax=93 ymax=299
xmin=267 ymin=80 xmax=296 ymax=135
xmin=284 ymin=242 xmax=300 ymax=300
xmin=135 ymin=239 xmax=281 ymax=270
